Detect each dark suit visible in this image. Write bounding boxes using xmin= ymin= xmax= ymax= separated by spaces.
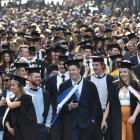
xmin=59 ymin=79 xmax=103 ymax=140
xmin=45 ymin=75 xmax=63 ymax=140
xmin=130 ymin=55 xmax=139 ymax=66
xmin=45 ymin=75 xmax=58 ymax=114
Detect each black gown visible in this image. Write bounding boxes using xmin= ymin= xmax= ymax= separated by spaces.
xmin=3 ymin=94 xmax=39 ymax=140
xmin=108 ymin=82 xmax=140 ymax=140
xmin=58 ymin=79 xmax=103 ymax=140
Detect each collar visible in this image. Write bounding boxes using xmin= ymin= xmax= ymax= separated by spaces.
xmin=58 ymin=71 xmax=68 ymax=77
xmin=84 ymin=58 xmax=92 ymax=63
xmin=94 ymin=73 xmax=106 ymax=79
xmin=71 ymin=76 xmax=83 ymax=86
xmin=28 ymin=84 xmax=40 ymax=92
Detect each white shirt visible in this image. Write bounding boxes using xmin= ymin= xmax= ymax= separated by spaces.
xmin=57 ymin=71 xmax=70 ymax=90
xmin=45 ymin=105 xmax=53 ymax=128
xmin=83 ymin=58 xmax=93 ymax=74
xmin=71 ymin=78 xmax=84 ymax=99
xmin=90 ymin=74 xmax=108 ymax=110
xmin=24 ymin=85 xmax=44 ymax=124
xmin=119 ymin=88 xmax=130 ymax=105
xmin=6 ymin=90 xmax=13 ymax=98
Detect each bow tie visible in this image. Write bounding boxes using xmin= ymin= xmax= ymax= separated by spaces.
xmin=30 ymin=88 xmax=38 ymax=92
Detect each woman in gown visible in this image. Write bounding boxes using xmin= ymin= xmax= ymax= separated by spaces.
xmin=3 ymin=74 xmax=39 ymax=140
xmin=102 ymin=60 xmax=140 ymax=140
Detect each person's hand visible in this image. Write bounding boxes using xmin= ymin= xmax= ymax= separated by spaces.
xmin=68 ymin=101 xmax=78 ymax=110
xmin=128 ymin=115 xmax=136 ymax=124
xmin=8 ymin=127 xmax=15 ymax=136
xmin=101 ymin=120 xmax=108 ymax=130
xmin=84 ymin=65 xmax=90 ymax=74
xmin=6 ymin=96 xmax=10 ymax=101
xmin=0 ymin=97 xmax=6 ymax=106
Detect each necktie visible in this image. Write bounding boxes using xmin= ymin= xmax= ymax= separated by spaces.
xmin=61 ymin=75 xmax=65 ymax=82
xmin=75 ymin=88 xmax=80 ymax=101
xmin=86 ymin=61 xmax=90 ymax=66
xmin=74 ymin=78 xmax=82 ymax=101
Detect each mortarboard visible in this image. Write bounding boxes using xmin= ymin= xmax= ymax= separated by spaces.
xmin=26 ymin=67 xmax=43 ymax=74
xmin=1 ymin=43 xmax=11 ymax=51
xmin=1 ymin=49 xmax=13 ymax=55
xmin=84 ymin=28 xmax=93 ymax=32
xmin=104 ymin=28 xmax=113 ymax=33
xmin=16 ymin=32 xmax=25 ymax=37
xmin=53 ymin=46 xmax=67 ymax=54
xmin=109 ymin=54 xmax=123 ymax=61
xmin=58 ymin=55 xmax=68 ymax=62
xmin=117 ymin=60 xmax=132 ymax=69
xmin=91 ymin=56 xmax=104 ymax=62
xmin=64 ymin=31 xmax=72 ymax=35
xmin=127 ymin=33 xmax=136 ymax=40
xmin=14 ymin=63 xmax=29 ymax=69
xmin=107 ymin=44 xmax=121 ymax=51
xmin=54 ymin=26 xmax=65 ymax=31
xmin=81 ymin=45 xmax=93 ymax=51
xmin=82 ymin=35 xmax=93 ymax=40
xmin=10 ymin=74 xmax=27 ymax=87
xmin=65 ymin=59 xmax=82 ymax=67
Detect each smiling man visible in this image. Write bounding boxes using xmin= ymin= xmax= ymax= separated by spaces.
xmin=58 ymin=59 xmax=103 ymax=140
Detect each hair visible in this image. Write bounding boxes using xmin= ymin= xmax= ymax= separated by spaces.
xmin=119 ymin=68 xmax=140 ymax=88
xmin=12 ymin=79 xmax=26 ymax=95
xmin=0 ymin=52 xmax=13 ymax=69
xmin=15 ymin=68 xmax=22 ymax=76
xmin=18 ymin=45 xmax=29 ymax=53
xmin=127 ymin=41 xmax=135 ymax=47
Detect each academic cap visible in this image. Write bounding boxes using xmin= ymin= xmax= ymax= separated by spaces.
xmin=10 ymin=74 xmax=27 ymax=87
xmin=127 ymin=33 xmax=136 ymax=40
xmin=53 ymin=46 xmax=67 ymax=54
xmin=14 ymin=63 xmax=29 ymax=69
xmin=26 ymin=67 xmax=43 ymax=74
xmin=81 ymin=45 xmax=93 ymax=51
xmin=109 ymin=54 xmax=123 ymax=60
xmin=117 ymin=60 xmax=133 ymax=69
xmin=58 ymin=55 xmax=68 ymax=62
xmin=107 ymin=44 xmax=121 ymax=51
xmin=65 ymin=59 xmax=82 ymax=67
xmin=104 ymin=28 xmax=113 ymax=33
xmin=91 ymin=56 xmax=104 ymax=62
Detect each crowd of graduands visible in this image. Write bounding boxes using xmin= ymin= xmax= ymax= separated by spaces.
xmin=0 ymin=0 xmax=140 ymax=140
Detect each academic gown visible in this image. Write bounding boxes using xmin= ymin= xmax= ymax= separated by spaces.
xmin=108 ymin=82 xmax=140 ymax=140
xmin=58 ymin=79 xmax=103 ymax=140
xmin=45 ymin=75 xmax=58 ymax=114
xmin=45 ymin=75 xmax=60 ymax=140
xmin=87 ymin=74 xmax=114 ymax=139
xmin=132 ymin=64 xmax=140 ymax=80
xmin=87 ymin=74 xmax=114 ymax=105
xmin=3 ymin=94 xmax=39 ymax=140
